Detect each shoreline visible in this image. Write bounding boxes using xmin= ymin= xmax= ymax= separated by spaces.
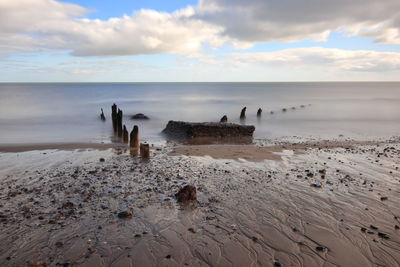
xmin=0 ymin=142 xmax=124 ymax=153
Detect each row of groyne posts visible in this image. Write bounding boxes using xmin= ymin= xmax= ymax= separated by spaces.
xmin=104 ymin=104 xmax=150 ymax=160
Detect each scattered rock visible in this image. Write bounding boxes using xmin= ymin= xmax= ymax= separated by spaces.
xmin=175 ymin=185 xmax=197 ymax=202
xmin=117 ymin=211 xmax=132 ymax=219
xmin=316 ymin=246 xmax=326 ymax=252
xmin=99 ymin=158 xmax=105 ymax=162
xmin=131 ymin=113 xmax=149 ymax=120
xmin=380 ymin=197 xmax=388 ymax=201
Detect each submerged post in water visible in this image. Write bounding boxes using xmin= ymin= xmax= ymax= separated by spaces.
xmin=111 ymin=104 xmax=117 ymax=132
xmin=100 ymin=108 xmax=106 ymax=121
xmin=140 ymin=143 xmax=150 ymax=161
xmin=130 ymin=125 xmax=139 ymax=156
xmin=220 ymin=115 xmax=228 ymax=123
xmin=240 ymin=107 xmax=246 ymax=119
xmin=123 ymin=125 xmax=129 ymax=143
xmin=257 ymin=108 xmax=262 ymax=117
xmin=117 ymin=109 xmax=123 ymax=138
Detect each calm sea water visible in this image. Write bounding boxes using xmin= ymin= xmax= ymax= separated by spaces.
xmin=0 ymin=82 xmax=399 ymax=144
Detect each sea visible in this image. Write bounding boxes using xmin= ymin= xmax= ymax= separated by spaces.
xmin=0 ymin=82 xmax=399 ymax=144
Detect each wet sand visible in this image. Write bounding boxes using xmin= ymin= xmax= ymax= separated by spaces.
xmin=0 ymin=143 xmax=121 ymax=153
xmin=0 ymin=139 xmax=400 ymax=266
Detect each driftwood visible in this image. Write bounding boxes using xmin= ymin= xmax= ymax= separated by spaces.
xmin=130 ymin=125 xmax=139 ymax=156
xmin=162 ymin=121 xmax=255 ymax=140
xmin=123 ymin=125 xmax=129 ymax=143
xmin=140 ymin=143 xmax=150 ymax=161
xmin=111 ymin=104 xmax=117 ymax=132
xmin=240 ymin=107 xmax=246 ymax=119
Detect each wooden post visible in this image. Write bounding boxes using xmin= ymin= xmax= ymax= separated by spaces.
xmin=140 ymin=143 xmax=150 ymax=161
xmin=111 ymin=104 xmax=117 ymax=132
xmin=117 ymin=109 xmax=123 ymax=138
xmin=130 ymin=125 xmax=139 ymax=156
xmin=240 ymin=107 xmax=246 ymax=119
xmin=100 ymin=108 xmax=106 ymax=121
xmin=257 ymin=108 xmax=262 ymax=117
xmin=220 ymin=115 xmax=227 ymax=123
xmin=123 ymin=125 xmax=129 ymax=143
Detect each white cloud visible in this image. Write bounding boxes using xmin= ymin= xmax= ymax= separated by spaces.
xmin=227 ymin=47 xmax=400 ymax=72
xmin=197 ymin=0 xmax=400 ymax=44
xmin=0 ymin=0 xmax=400 ymax=59
xmin=0 ymin=0 xmax=223 ymax=56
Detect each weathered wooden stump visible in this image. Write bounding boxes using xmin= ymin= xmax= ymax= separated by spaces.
xmin=240 ymin=107 xmax=246 ymax=119
xmin=257 ymin=108 xmax=262 ymax=117
xmin=100 ymin=108 xmax=106 ymax=121
xmin=123 ymin=125 xmax=129 ymax=143
xmin=111 ymin=104 xmax=117 ymax=132
xmin=117 ymin=109 xmax=123 ymax=138
xmin=130 ymin=125 xmax=139 ymax=156
xmin=140 ymin=143 xmax=150 ymax=161
xmin=220 ymin=115 xmax=228 ymax=123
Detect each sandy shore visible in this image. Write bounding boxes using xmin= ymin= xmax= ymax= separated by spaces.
xmin=0 ymin=143 xmax=122 ymax=153
xmin=0 ymin=138 xmax=399 ymax=266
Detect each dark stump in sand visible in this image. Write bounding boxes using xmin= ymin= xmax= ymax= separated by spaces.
xmin=162 ymin=121 xmax=255 ymax=140
xmin=220 ymin=115 xmax=228 ymax=123
xmin=123 ymin=125 xmax=129 ymax=143
xmin=131 ymin=113 xmax=149 ymax=120
xmin=175 ymin=185 xmax=197 ymax=202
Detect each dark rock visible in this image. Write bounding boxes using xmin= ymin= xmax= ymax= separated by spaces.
xmin=165 ymin=255 xmax=171 ymax=259
xmin=162 ymin=121 xmax=255 ymax=140
xmin=378 ymin=232 xmax=389 ymax=239
xmin=99 ymin=158 xmax=105 ymax=162
xmin=370 ymin=225 xmax=378 ymax=230
xmin=273 ymin=262 xmax=282 ymax=267
xmin=117 ymin=211 xmax=132 ymax=219
xmin=380 ymin=196 xmax=388 ymax=201
xmin=175 ymin=185 xmax=197 ymax=202
xmin=316 ymin=246 xmax=326 ymax=251
xmin=55 ymin=241 xmax=64 ymax=248
xmin=220 ymin=115 xmax=228 ymax=123
xmin=282 ymin=108 xmax=287 ymax=112
xmin=257 ymin=108 xmax=262 ymax=117
xmin=131 ymin=113 xmax=149 ymax=120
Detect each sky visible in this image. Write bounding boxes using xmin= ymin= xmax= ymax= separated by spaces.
xmin=0 ymin=0 xmax=400 ymax=82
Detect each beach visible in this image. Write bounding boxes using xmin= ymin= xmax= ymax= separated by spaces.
xmin=1 ymin=137 xmax=399 ymax=267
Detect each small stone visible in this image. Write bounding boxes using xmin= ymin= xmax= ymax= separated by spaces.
xmin=55 ymin=241 xmax=63 ymax=248
xmin=380 ymin=197 xmax=388 ymax=201
xmin=188 ymin=227 xmax=196 ymax=233
xmin=165 ymin=255 xmax=171 ymax=259
xmin=316 ymin=246 xmax=325 ymax=252
xmin=117 ymin=211 xmax=132 ymax=219
xmin=175 ymin=185 xmax=197 ymax=202
xmin=273 ymin=262 xmax=282 ymax=267
xmin=370 ymin=225 xmax=378 ymax=230
xmin=99 ymin=158 xmax=105 ymax=162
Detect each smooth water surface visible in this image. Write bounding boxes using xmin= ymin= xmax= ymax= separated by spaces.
xmin=0 ymin=82 xmax=399 ymax=144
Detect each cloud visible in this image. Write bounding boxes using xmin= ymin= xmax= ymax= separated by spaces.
xmin=226 ymin=47 xmax=400 ymax=72
xmin=196 ymin=0 xmax=400 ymax=44
xmin=0 ymin=0 xmax=400 ymax=58
xmin=0 ymin=0 xmax=223 ymax=56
